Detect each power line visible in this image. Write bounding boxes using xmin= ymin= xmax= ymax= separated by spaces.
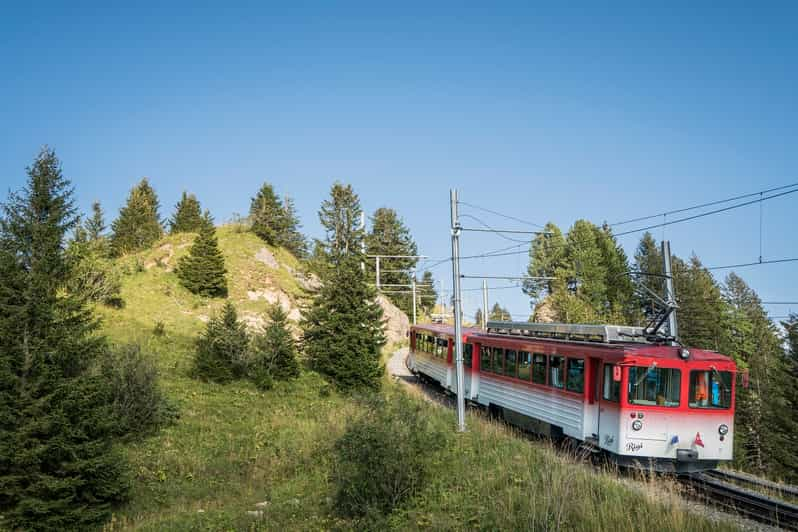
xmin=762 ymin=301 xmax=798 ymax=305
xmin=610 ymin=182 xmax=798 ymax=227
xmin=458 ymin=200 xmax=546 ymax=229
xmin=613 ymin=187 xmax=798 ymax=238
xmin=706 ymin=257 xmax=798 ymax=271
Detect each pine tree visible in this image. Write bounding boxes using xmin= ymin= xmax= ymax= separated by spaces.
xmin=365 ymin=207 xmax=419 ymax=315
xmin=489 ymin=302 xmax=511 ymax=321
xmin=523 ymin=222 xmax=566 ymax=300
xmin=193 ymin=301 xmax=249 ymax=383
xmin=318 ymin=182 xmax=364 ymax=257
xmin=634 ymin=232 xmax=664 ymax=323
xmin=302 ymin=183 xmax=385 ymax=391
xmin=175 ymin=220 xmax=227 ymax=297
xmin=110 ymin=178 xmax=163 ymax=255
xmin=0 ymin=147 xmax=129 ymax=530
xmin=419 ymin=271 xmax=437 ymax=315
xmin=169 ymin=191 xmax=204 ymax=233
xmin=474 ymin=308 xmax=484 ymax=327
xmin=85 ymin=200 xmax=106 ymax=241
xmin=249 ymin=304 xmax=300 ymax=388
xmin=250 ymin=183 xmax=285 ymax=246
xmin=672 ymin=255 xmax=725 ymax=351
xmin=280 ymin=195 xmax=308 ymax=258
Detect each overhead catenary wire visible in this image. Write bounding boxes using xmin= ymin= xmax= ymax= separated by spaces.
xmin=457 ymin=200 xmax=546 ymax=229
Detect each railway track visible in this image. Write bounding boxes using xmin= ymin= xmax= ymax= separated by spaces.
xmin=399 ymin=351 xmax=798 ymax=530
xmin=681 ymin=471 xmax=798 ymax=530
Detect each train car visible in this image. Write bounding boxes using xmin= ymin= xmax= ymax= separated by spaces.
xmin=409 ymin=321 xmax=737 ymax=473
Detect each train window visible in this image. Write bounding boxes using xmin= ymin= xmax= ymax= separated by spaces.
xmin=492 ymin=347 xmax=504 ymax=373
xmin=549 ymin=356 xmax=565 ymax=389
xmin=480 ymin=346 xmax=492 ymax=373
xmin=628 ymin=366 xmax=681 ymax=407
xmin=463 ymin=343 xmax=473 ymax=367
xmin=532 ymin=353 xmax=547 ymax=384
xmin=504 ymin=350 xmax=518 ymax=378
xmin=518 ymin=351 xmax=532 ymax=381
xmin=689 ymin=370 xmax=732 ymax=409
xmin=602 ymin=365 xmax=620 ymax=402
xmin=566 ymin=358 xmax=584 ymax=394
xmin=436 ymin=338 xmax=448 ymax=358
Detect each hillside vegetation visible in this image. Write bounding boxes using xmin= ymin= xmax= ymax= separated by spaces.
xmin=97 ymin=228 xmax=734 ymax=531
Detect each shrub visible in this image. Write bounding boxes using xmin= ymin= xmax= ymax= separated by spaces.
xmin=153 ymin=321 xmax=166 ymax=336
xmin=332 ymin=394 xmax=451 ymax=520
xmin=193 ymin=301 xmax=249 ymax=382
xmin=248 ymin=304 xmax=300 ymax=384
xmin=65 ymin=239 xmax=123 ymax=306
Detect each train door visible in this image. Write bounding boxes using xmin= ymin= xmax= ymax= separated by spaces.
xmin=597 ymin=362 xmax=622 ymax=454
xmin=585 ymin=357 xmax=601 ymax=443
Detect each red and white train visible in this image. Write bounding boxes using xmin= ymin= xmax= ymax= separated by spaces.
xmin=409 ymin=321 xmax=737 ymax=472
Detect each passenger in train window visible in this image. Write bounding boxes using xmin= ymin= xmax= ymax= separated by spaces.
xmin=549 ymin=356 xmax=565 ymax=388
xmin=518 ymin=351 xmax=532 ymax=380
xmin=532 ymin=353 xmax=546 ymax=384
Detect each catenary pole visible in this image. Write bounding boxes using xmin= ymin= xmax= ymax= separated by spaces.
xmin=450 ymin=189 xmax=466 ymax=432
xmin=412 ymin=272 xmax=417 ymax=325
xmin=482 ymin=279 xmax=488 ymax=331
xmin=662 ymin=240 xmax=679 ymax=344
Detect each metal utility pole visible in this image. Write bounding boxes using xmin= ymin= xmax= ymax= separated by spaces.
xmin=376 ymin=256 xmax=381 ymax=290
xmin=482 ymin=279 xmax=488 ymax=331
xmin=411 ymin=273 xmax=417 ymax=325
xmin=662 ymin=240 xmax=679 ymax=344
xmin=450 ymin=189 xmax=466 ymax=432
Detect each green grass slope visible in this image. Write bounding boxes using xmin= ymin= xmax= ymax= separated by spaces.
xmin=98 ymin=229 xmax=735 ymax=531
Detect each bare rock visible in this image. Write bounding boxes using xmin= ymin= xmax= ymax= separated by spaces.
xmin=255 ymin=501 xmax=270 ymax=509
xmin=377 ymin=295 xmax=410 ymax=344
xmin=240 ymin=312 xmax=267 ymax=332
xmin=296 ymin=272 xmax=321 ymax=291
xmin=255 ymin=248 xmax=279 ymax=269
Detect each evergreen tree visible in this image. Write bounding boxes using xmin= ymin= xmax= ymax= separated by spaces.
xmin=488 ymin=302 xmax=512 ymax=321
xmin=302 ymin=183 xmax=385 ymax=391
xmin=280 ymin=195 xmax=308 ymax=258
xmin=175 ymin=220 xmax=227 ymax=297
xmin=634 ymin=232 xmax=664 ymax=323
xmin=672 ymin=255 xmax=725 ymax=351
xmin=85 ymin=200 xmax=106 ymax=241
xmin=193 ymin=301 xmax=249 ymax=383
xmin=419 ymin=271 xmax=437 ymax=315
xmin=0 ymin=147 xmax=129 ymax=529
xmin=249 ymin=304 xmax=300 ymax=388
xmin=474 ymin=308 xmax=484 ymax=327
xmin=169 ymin=191 xmax=204 ymax=233
xmin=365 ymin=207 xmax=418 ymax=315
xmin=250 ymin=183 xmax=285 ymax=246
xmin=595 ymin=224 xmax=635 ymax=323
xmin=318 ymin=182 xmax=364 ymax=257
xmin=523 ymin=222 xmax=566 ymax=300
xmin=110 ymin=178 xmax=163 ymax=255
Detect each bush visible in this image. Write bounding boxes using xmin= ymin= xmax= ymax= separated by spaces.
xmin=332 ymin=394 xmax=451 ymax=521
xmin=248 ymin=304 xmax=300 ymax=384
xmin=101 ymin=344 xmax=177 ymax=438
xmin=193 ymin=301 xmax=249 ymax=382
xmin=65 ymin=240 xmax=124 ymax=306
xmin=153 ymin=321 xmax=166 ymax=336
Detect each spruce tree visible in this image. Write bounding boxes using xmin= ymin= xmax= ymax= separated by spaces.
xmin=193 ymin=301 xmax=249 ymax=383
xmin=419 ymin=270 xmax=437 ymax=315
xmin=85 ymin=200 xmax=106 ymax=241
xmin=474 ymin=308 xmax=484 ymax=327
xmin=523 ymin=222 xmax=566 ymax=300
xmin=110 ymin=178 xmax=163 ymax=255
xmin=175 ymin=219 xmax=227 ymax=297
xmin=0 ymin=147 xmax=129 ymax=530
xmin=249 ymin=183 xmax=285 ymax=246
xmin=280 ymin=195 xmax=308 ymax=258
xmin=169 ymin=191 xmax=204 ymax=233
xmin=249 ymin=304 xmax=300 ymax=387
xmin=365 ymin=207 xmax=418 ymax=315
xmin=302 ymin=183 xmax=385 ymax=391
xmin=488 ymin=302 xmax=511 ymax=321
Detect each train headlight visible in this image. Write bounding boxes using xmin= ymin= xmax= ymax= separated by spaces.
xmin=679 ymin=348 xmax=690 ymax=360
xmin=632 ymin=420 xmax=643 ymax=431
xmin=718 ymin=424 xmax=729 ymax=436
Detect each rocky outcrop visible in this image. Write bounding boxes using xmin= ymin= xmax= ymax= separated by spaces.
xmin=377 ymin=294 xmax=410 ymax=344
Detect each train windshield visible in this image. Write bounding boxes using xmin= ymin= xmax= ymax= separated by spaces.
xmin=689 ymin=369 xmax=732 ymax=409
xmin=627 ymin=366 xmax=681 ymax=407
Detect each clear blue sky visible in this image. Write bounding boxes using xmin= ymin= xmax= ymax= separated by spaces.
xmin=2 ymin=2 xmax=796 ymax=322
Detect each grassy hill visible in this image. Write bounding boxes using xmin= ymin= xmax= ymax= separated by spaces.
xmin=98 ymin=228 xmax=735 ymax=531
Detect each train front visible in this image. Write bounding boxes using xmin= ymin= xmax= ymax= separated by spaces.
xmin=599 ymin=346 xmax=737 ymax=473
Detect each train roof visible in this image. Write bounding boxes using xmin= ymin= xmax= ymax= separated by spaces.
xmin=410 ymin=322 xmax=735 ymax=364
